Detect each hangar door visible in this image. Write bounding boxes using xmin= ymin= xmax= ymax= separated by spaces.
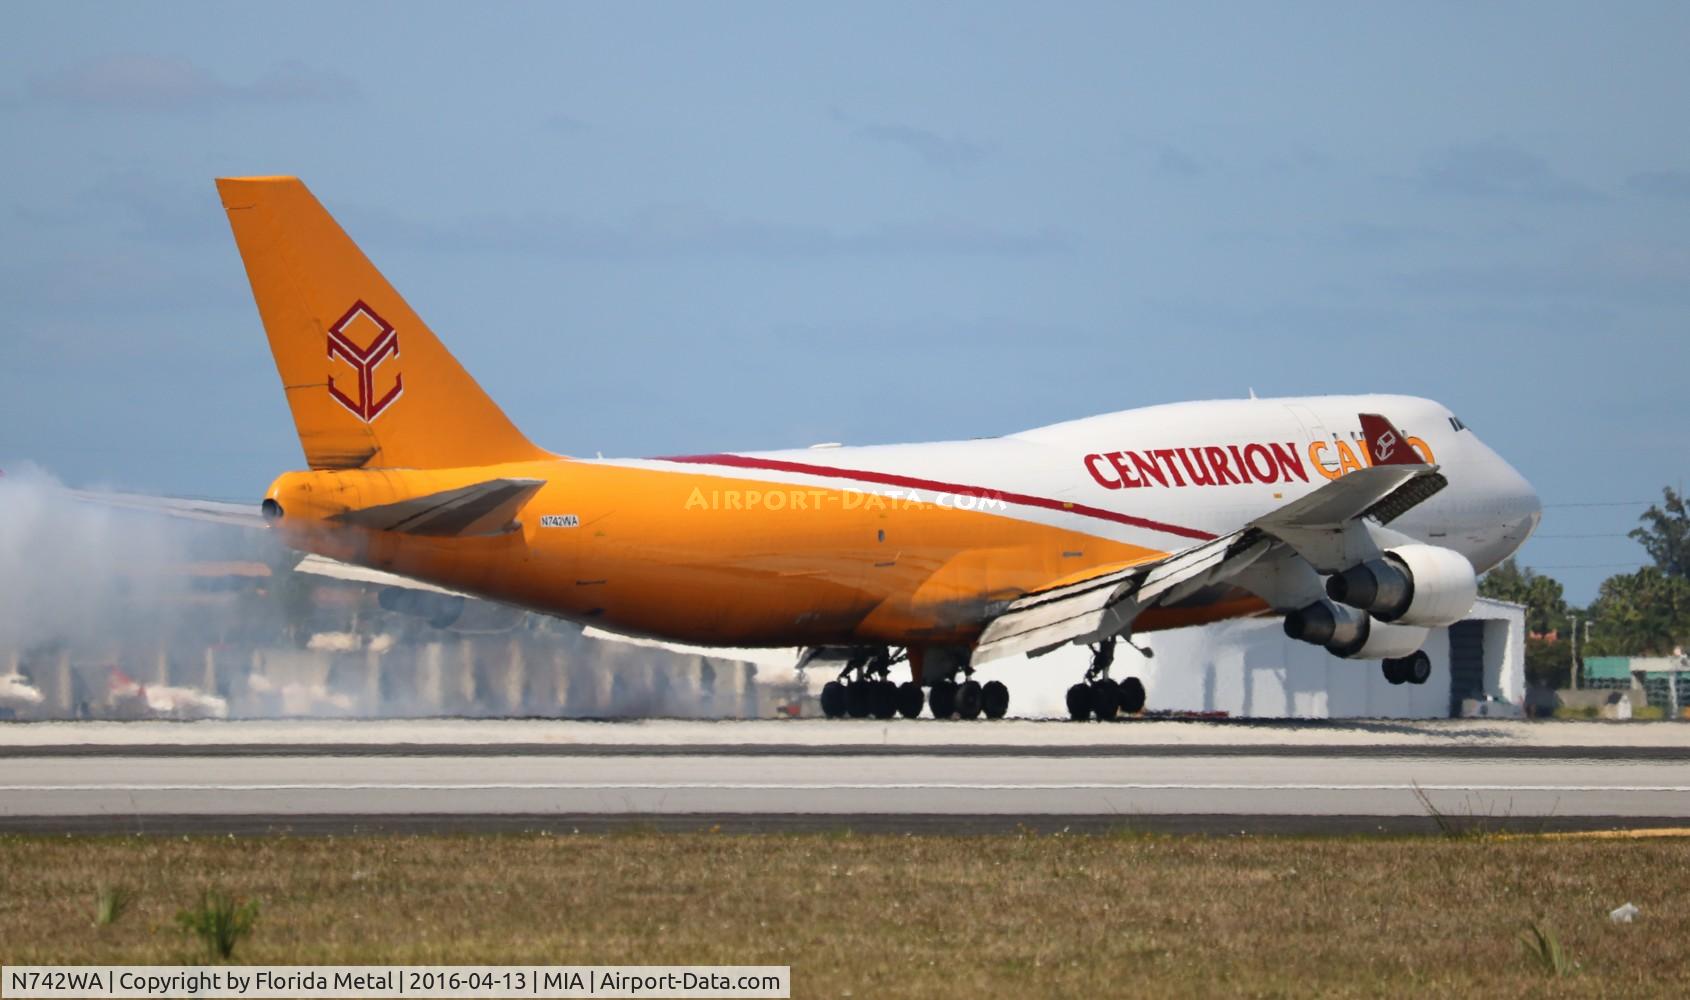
xmin=1448 ymin=620 xmax=1486 ymax=716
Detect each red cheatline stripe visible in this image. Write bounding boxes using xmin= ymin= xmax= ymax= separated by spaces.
xmin=658 ymin=453 xmax=1216 ymax=542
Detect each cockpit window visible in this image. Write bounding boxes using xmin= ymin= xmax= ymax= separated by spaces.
xmin=1448 ymin=416 xmax=1469 ymax=432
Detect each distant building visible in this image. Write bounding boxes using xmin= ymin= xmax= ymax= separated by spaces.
xmin=1584 ymin=654 xmax=1690 ymax=718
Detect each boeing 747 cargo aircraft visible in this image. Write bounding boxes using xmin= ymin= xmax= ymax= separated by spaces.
xmin=91 ymin=177 xmax=1542 ymax=721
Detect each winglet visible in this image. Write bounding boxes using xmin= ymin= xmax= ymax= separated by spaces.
xmin=1358 ymin=413 xmax=1421 ymax=466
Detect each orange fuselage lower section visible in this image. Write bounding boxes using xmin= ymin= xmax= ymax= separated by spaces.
xmin=267 ymin=460 xmax=1264 ymax=649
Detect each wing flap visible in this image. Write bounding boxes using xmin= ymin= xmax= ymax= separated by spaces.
xmin=992 ymin=559 xmax=1150 ymax=614
xmin=1251 ymin=465 xmax=1428 ymax=530
xmin=972 ymin=529 xmax=1268 ymax=665
xmin=1365 ymin=470 xmax=1448 ymax=525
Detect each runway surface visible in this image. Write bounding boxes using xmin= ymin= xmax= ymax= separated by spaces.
xmin=4 ymin=718 xmax=1689 ymax=834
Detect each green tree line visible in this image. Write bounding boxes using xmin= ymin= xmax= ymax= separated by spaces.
xmin=1478 ymin=486 xmax=1690 ymax=687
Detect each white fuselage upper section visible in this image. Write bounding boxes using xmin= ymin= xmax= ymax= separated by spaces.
xmin=619 ymin=394 xmax=1541 ymax=573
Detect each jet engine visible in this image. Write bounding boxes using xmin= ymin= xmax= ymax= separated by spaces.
xmin=1324 ymin=543 xmax=1477 ymax=627
xmin=378 ymin=587 xmax=526 ymax=633
xmin=1283 ymin=600 xmax=1430 ymax=659
xmin=1283 ymin=599 xmax=1367 ymax=653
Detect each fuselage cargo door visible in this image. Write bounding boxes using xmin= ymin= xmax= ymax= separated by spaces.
xmin=1283 ymin=402 xmax=1329 ymax=446
xmin=1283 ymin=402 xmax=1331 ymax=492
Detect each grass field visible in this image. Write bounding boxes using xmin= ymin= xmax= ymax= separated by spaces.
xmin=2 ymin=830 xmax=1687 ymax=997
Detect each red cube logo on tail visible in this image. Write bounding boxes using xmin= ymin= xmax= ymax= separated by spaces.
xmin=327 ymin=300 xmax=402 ymax=422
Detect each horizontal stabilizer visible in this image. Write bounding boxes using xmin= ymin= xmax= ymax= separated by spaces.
xmin=333 ymin=478 xmax=543 ymax=537
xmin=67 ymin=489 xmax=265 ymax=529
xmin=294 ymin=553 xmax=464 ymax=596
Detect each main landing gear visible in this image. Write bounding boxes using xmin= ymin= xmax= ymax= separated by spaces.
xmin=818 ymin=649 xmax=1009 ymax=720
xmin=1066 ymin=637 xmax=1147 ymax=721
xmin=927 ymin=675 xmax=1010 ymax=721
xmin=1382 ymin=651 xmax=1432 ymax=686
xmin=819 ymin=650 xmax=916 ymax=720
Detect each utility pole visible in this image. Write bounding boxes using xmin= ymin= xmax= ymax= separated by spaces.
xmin=1570 ymin=614 xmax=1580 ymax=690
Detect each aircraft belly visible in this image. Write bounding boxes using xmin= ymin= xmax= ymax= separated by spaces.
xmin=544 ymin=461 xmax=1173 ymax=647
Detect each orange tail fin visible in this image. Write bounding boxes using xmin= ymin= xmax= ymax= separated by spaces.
xmin=217 ymin=176 xmax=549 ymax=470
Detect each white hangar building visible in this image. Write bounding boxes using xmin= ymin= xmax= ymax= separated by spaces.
xmin=994 ymin=597 xmax=1526 ymax=720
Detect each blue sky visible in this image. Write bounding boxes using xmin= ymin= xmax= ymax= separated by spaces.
xmin=1 ymin=2 xmax=1685 ymax=604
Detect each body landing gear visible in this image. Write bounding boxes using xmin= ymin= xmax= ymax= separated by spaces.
xmin=927 ymin=676 xmax=1007 ymax=720
xmin=895 ymin=681 xmax=925 ymax=719
xmin=1067 ymin=638 xmax=1148 ymax=721
xmin=820 ymin=650 xmax=906 ymax=719
xmin=820 ymin=648 xmax=1009 ymax=720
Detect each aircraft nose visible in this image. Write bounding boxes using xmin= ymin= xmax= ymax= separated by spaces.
xmin=1501 ymin=463 xmax=1541 ymax=543
xmin=1522 ymin=476 xmax=1542 ymax=529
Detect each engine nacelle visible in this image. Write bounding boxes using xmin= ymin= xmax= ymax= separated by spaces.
xmin=1349 ymin=619 xmax=1431 ymax=660
xmin=1326 ymin=543 xmax=1477 ymax=627
xmin=378 ymin=587 xmax=526 ymax=633
xmin=1284 ymin=601 xmax=1431 ymax=659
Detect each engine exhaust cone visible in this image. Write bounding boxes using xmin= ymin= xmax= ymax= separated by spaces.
xmin=1284 ymin=602 xmax=1337 ymax=645
xmin=1327 ymin=564 xmax=1379 ymax=608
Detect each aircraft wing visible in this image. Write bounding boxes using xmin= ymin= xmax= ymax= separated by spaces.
xmin=971 ymin=450 xmax=1446 ymax=665
xmin=972 ymin=528 xmax=1270 ymax=664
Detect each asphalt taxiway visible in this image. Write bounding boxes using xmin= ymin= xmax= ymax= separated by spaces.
xmin=3 ymin=718 xmax=1688 ymax=834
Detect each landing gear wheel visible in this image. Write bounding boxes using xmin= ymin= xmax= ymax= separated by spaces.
xmin=1118 ymin=677 xmax=1146 ymax=715
xmin=820 ymin=681 xmax=846 ymax=719
xmin=869 ymin=680 xmax=897 ymax=719
xmin=895 ymin=681 xmax=925 ymax=719
xmin=1404 ymin=653 xmax=1432 ymax=686
xmin=1066 ymin=683 xmax=1092 ymax=722
xmin=1091 ymin=679 xmax=1121 ymax=721
xmin=981 ymin=680 xmax=1010 ymax=719
xmin=929 ymin=681 xmax=958 ymax=719
xmin=846 ymin=682 xmax=874 ymax=716
xmin=1382 ymin=659 xmax=1407 ymax=685
xmin=956 ymin=680 xmax=984 ymax=720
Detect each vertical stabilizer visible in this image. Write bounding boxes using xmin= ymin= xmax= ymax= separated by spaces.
xmin=217 ymin=176 xmax=549 ymax=470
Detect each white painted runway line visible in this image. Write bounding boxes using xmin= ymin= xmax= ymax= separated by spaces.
xmin=3 ymin=751 xmax=1688 ymax=821
xmin=5 ymin=782 xmax=1690 ymax=793
xmin=5 ymin=722 xmax=1688 ymax=826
